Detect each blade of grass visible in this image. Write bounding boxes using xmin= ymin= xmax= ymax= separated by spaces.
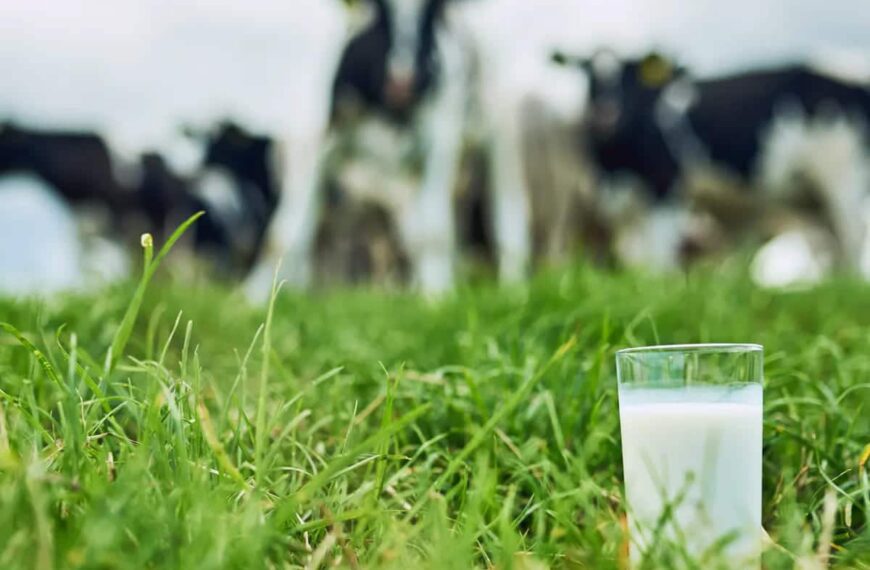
xmin=255 ymin=264 xmax=282 ymax=488
xmin=406 ymin=335 xmax=577 ymax=519
xmin=109 ymin=212 xmax=203 ymax=371
xmin=273 ymin=402 xmax=432 ymax=526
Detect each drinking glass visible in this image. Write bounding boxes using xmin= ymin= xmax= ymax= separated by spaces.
xmin=616 ymin=344 xmax=763 ymax=567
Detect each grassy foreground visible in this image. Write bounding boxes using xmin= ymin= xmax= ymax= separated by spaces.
xmin=0 ymin=243 xmax=868 ymax=567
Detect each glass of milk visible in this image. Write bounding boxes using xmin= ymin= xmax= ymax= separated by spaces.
xmin=616 ymin=344 xmax=763 ymax=568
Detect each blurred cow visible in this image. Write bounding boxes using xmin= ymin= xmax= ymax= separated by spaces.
xmin=0 ymin=121 xmax=280 ymax=290
xmin=518 ymin=94 xmax=603 ymax=266
xmin=193 ymin=122 xmax=280 ymax=272
xmin=0 ymin=123 xmax=136 ymax=293
xmin=136 ymin=121 xmax=282 ymax=275
xmin=555 ymin=51 xmax=870 ymax=273
xmin=136 ymin=151 xmax=240 ymax=274
xmin=246 ymin=0 xmax=531 ymax=298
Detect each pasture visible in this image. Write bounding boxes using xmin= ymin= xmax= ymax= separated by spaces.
xmin=0 ymin=229 xmax=867 ymax=568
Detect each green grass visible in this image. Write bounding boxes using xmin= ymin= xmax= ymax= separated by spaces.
xmin=0 ymin=237 xmax=868 ymax=568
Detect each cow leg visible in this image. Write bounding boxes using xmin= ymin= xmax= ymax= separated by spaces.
xmin=485 ymin=94 xmax=532 ymax=284
xmin=806 ymin=120 xmax=870 ymax=270
xmin=759 ymin=113 xmax=869 ymax=271
xmin=824 ymin=163 xmax=869 ymax=269
xmin=398 ymin=96 xmax=465 ymax=295
xmin=244 ymin=134 xmax=326 ymax=301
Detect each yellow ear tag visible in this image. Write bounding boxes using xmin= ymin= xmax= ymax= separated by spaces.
xmin=639 ymin=55 xmax=673 ymax=88
xmin=346 ymin=0 xmax=378 ymax=31
xmin=342 ymin=0 xmax=363 ymax=12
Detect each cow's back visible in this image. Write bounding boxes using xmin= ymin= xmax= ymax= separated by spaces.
xmin=0 ymin=127 xmax=131 ymax=210
xmin=690 ymin=67 xmax=870 ymax=177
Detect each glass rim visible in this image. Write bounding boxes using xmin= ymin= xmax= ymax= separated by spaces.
xmin=616 ymin=343 xmax=763 ymax=356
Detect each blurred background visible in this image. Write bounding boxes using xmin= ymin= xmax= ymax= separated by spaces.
xmin=3 ymin=0 xmax=870 ymax=296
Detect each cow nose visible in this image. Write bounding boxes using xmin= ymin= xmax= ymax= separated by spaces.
xmin=385 ymin=72 xmax=416 ymax=110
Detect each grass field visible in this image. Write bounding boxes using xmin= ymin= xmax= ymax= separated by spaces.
xmin=0 ymin=229 xmax=868 ymax=568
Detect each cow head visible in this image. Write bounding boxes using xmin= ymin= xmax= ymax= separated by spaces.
xmin=555 ymin=50 xmax=689 ymax=140
xmin=338 ymin=0 xmax=452 ymax=116
xmin=383 ymin=0 xmax=448 ymax=110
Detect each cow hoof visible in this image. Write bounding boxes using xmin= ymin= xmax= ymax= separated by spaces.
xmin=416 ymin=253 xmax=454 ymax=297
xmin=242 ymin=263 xmax=278 ymax=304
xmin=498 ymin=255 xmax=528 ymax=285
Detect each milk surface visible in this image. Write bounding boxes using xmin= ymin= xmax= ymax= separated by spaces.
xmin=618 ymin=384 xmax=762 ymax=567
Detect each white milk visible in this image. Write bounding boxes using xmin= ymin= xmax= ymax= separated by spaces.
xmin=618 ymin=384 xmax=762 ymax=567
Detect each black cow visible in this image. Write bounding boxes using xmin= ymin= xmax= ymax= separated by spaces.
xmin=556 ymin=51 xmax=870 ymax=269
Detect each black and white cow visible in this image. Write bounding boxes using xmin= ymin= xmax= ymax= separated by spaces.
xmin=555 ymin=51 xmax=870 ymax=271
xmin=245 ymin=0 xmax=531 ymax=298
xmin=0 ymin=122 xmax=139 ymax=293
xmin=0 ymin=121 xmax=280 ymax=283
xmin=195 ymin=122 xmax=280 ymax=272
xmin=135 ymin=121 xmax=282 ymax=275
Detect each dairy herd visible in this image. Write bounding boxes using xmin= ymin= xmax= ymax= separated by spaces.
xmin=3 ymin=0 xmax=870 ymax=296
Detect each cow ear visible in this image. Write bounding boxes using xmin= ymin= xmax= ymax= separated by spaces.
xmin=551 ymin=51 xmax=570 ymax=66
xmin=551 ymin=51 xmax=591 ymax=72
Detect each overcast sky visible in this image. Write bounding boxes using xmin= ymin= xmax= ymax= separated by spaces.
xmin=2 ymin=0 xmax=868 ymax=164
